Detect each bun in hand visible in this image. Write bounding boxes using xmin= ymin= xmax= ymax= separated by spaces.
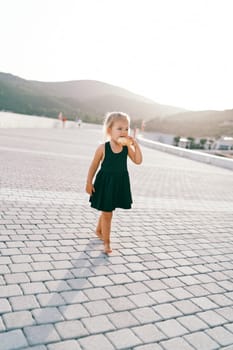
xmin=117 ymin=137 xmax=132 ymax=146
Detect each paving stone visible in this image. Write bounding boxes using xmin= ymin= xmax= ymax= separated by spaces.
xmin=67 ymin=278 xmax=92 ymax=290
xmin=88 ymin=275 xmax=114 ymax=287
xmin=0 ymin=329 xmax=28 ymax=350
xmin=21 ymin=282 xmax=48 ymax=294
xmin=107 ymin=310 xmax=139 ymax=328
xmin=144 ymin=280 xmax=168 ymax=291
xmin=47 ymin=340 xmax=81 ymax=350
xmin=127 ymin=271 xmax=150 ymax=282
xmin=55 ymin=320 xmax=88 ymax=339
xmin=83 ymin=300 xmax=113 ymax=316
xmin=197 ymin=309 xmax=227 ymax=326
xmin=208 ymin=293 xmax=233 ymax=307
xmin=153 ymin=303 xmax=182 ymax=319
xmin=83 ymin=287 xmax=111 ymax=300
xmin=31 ymin=262 xmax=53 ymax=271
xmin=28 ymin=271 xmax=53 ymax=282
xmin=52 ymin=262 xmax=73 ymax=269
xmin=0 ymin=284 xmax=22 ymax=298
xmin=78 ymin=334 xmax=114 ymax=350
xmin=3 ymin=310 xmax=35 ymax=329
xmin=59 ymin=303 xmax=89 ymax=320
xmin=21 ymin=346 xmax=47 ymax=350
xmin=206 ymin=326 xmax=233 ymax=347
xmin=133 ymin=323 xmax=166 ymax=343
xmin=60 ymin=290 xmax=88 ymax=304
xmin=195 ymin=274 xmax=216 ymax=284
xmin=50 ymin=269 xmax=74 ymax=280
xmin=134 ymin=344 xmax=163 ymax=350
xmin=9 ymin=263 xmax=32 ymax=273
xmin=191 ymin=296 xmax=218 ymax=310
xmin=160 ymin=337 xmax=194 ymax=350
xmin=0 ymin=298 xmax=12 ymax=313
xmin=178 ymin=315 xmax=208 ymax=332
xmin=106 ymin=328 xmax=142 ymax=349
xmin=131 ymin=307 xmax=161 ymax=324
xmin=163 ymin=278 xmax=187 ymax=290
xmin=125 ymin=282 xmax=151 ymax=294
xmin=82 ymin=315 xmax=115 ymax=333
xmin=149 ymin=290 xmax=175 ymax=303
xmin=0 ymin=265 xmax=10 ymax=274
xmin=0 ymin=316 xmax=5 ymax=331
xmin=184 ymin=331 xmax=219 ymax=350
xmin=225 ymin=323 xmax=233 ymax=334
xmin=37 ymin=292 xmax=66 ymax=307
xmin=44 ymin=280 xmax=71 ymax=292
xmin=0 ymin=257 xmax=12 ymax=265
xmin=32 ymin=254 xmax=53 ymax=262
xmin=106 ymin=256 xmax=127 ymax=265
xmin=107 ymin=296 xmax=136 ymax=312
xmin=179 ymin=275 xmax=201 ymax=285
xmin=156 ymin=319 xmax=188 ymax=337
xmin=105 ymin=285 xmax=131 ymax=297
xmin=224 ymin=292 xmax=233 ymax=301
xmin=128 ymin=292 xmax=155 ymax=307
xmin=161 ymin=267 xmax=182 ymax=277
xmin=4 ymin=273 xmax=30 ymax=284
xmin=10 ymin=295 xmax=39 ymax=311
xmin=24 ymin=324 xmax=60 ymax=345
xmin=216 ymin=306 xmax=233 ymax=322
xmin=185 ymin=284 xmax=210 ymax=296
xmin=173 ymin=299 xmax=201 ymax=314
xmin=32 ymin=307 xmax=64 ymax=323
xmin=108 ymin=273 xmax=133 ymax=284
xmin=168 ymin=287 xmax=193 ymax=300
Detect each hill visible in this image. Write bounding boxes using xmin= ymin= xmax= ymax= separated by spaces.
xmin=0 ymin=72 xmax=183 ymax=126
xmin=0 ymin=72 xmax=232 ymax=137
xmin=146 ymin=110 xmax=233 ymax=138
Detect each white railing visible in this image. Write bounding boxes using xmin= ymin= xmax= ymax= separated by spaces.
xmin=138 ymin=136 xmax=233 ymax=171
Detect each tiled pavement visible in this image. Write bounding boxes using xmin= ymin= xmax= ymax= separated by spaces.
xmin=0 ymin=125 xmax=233 ymax=350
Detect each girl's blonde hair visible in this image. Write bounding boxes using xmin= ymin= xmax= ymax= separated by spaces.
xmin=103 ymin=111 xmax=130 ymax=137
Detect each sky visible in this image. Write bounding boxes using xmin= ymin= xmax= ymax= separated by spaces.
xmin=0 ymin=0 xmax=232 ymax=111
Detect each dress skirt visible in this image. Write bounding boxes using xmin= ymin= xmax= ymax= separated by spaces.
xmin=90 ymin=169 xmax=132 ymax=212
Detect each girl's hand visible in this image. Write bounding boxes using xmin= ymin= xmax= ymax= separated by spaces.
xmin=86 ymin=182 xmax=95 ymax=195
xmin=127 ymin=136 xmax=136 ymax=147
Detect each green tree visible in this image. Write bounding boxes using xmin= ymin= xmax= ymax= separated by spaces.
xmin=173 ymin=136 xmax=180 ymax=146
xmin=187 ymin=137 xmax=195 ymax=149
xmin=200 ymin=138 xmax=207 ymax=149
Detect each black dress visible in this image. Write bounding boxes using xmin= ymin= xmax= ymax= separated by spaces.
xmin=90 ymin=141 xmax=132 ymax=212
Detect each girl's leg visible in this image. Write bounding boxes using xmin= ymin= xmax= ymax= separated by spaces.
xmin=96 ymin=214 xmax=103 ymax=240
xmin=101 ymin=211 xmax=113 ymax=254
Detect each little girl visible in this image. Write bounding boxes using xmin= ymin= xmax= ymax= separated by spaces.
xmin=85 ymin=111 xmax=143 ymax=254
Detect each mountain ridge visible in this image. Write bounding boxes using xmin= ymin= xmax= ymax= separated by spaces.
xmin=0 ymin=72 xmax=184 ymax=122
xmin=0 ymin=72 xmax=232 ymax=137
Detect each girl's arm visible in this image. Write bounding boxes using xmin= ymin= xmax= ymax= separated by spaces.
xmin=127 ymin=137 xmax=143 ymax=164
xmin=85 ymin=144 xmax=104 ymax=195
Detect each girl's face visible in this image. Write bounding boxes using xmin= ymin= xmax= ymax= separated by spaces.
xmin=108 ymin=119 xmax=129 ymax=141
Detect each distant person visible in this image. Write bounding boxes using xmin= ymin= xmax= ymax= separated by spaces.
xmin=75 ymin=117 xmax=82 ymax=127
xmin=85 ymin=111 xmax=143 ymax=254
xmin=62 ymin=116 xmax=67 ymax=128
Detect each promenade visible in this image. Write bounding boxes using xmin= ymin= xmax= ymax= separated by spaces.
xmin=0 ymin=124 xmax=233 ymax=350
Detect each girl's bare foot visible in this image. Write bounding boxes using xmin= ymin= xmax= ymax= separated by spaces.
xmin=104 ymin=242 xmax=112 ymax=254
